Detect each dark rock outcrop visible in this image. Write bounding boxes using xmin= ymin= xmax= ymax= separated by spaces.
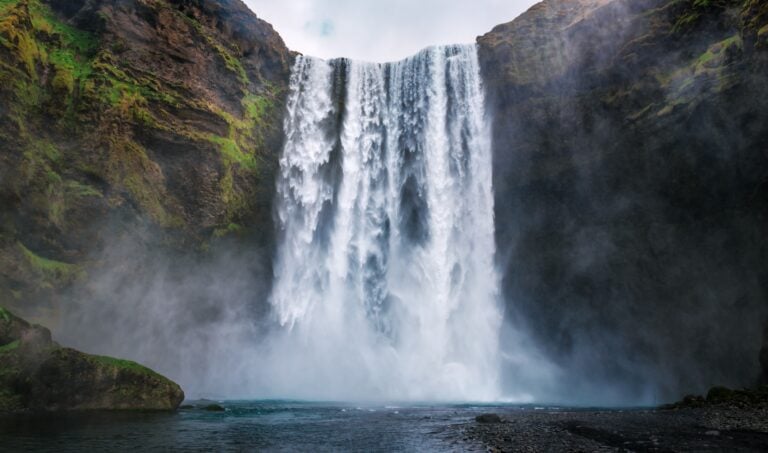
xmin=0 ymin=307 xmax=184 ymax=412
xmin=663 ymin=385 xmax=768 ymax=410
xmin=761 ymin=324 xmax=768 ymax=383
xmin=476 ymin=413 xmax=503 ymax=423
xmin=478 ymin=0 xmax=768 ymax=401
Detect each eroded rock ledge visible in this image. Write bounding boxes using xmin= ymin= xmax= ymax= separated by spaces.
xmin=0 ymin=307 xmax=184 ymax=412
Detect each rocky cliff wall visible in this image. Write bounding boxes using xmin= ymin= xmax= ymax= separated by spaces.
xmin=0 ymin=0 xmax=292 ymax=323
xmin=479 ymin=0 xmax=768 ymax=401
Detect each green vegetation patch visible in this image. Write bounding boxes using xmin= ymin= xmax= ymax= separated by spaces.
xmin=179 ymin=12 xmax=249 ymax=86
xmin=64 ymin=180 xmax=102 ymax=198
xmin=243 ymin=94 xmax=273 ymax=124
xmin=0 ymin=340 xmax=20 ymax=354
xmin=89 ymin=354 xmax=162 ymax=379
xmin=208 ymin=134 xmax=257 ymax=170
xmin=0 ymin=0 xmax=19 ymax=14
xmin=213 ymin=222 xmax=243 ymax=238
xmin=673 ymin=0 xmax=746 ymax=32
xmin=0 ymin=307 xmax=10 ymax=323
xmin=18 ymin=242 xmax=82 ymax=281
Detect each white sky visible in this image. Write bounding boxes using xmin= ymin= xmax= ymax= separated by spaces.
xmin=243 ymin=0 xmax=538 ymax=62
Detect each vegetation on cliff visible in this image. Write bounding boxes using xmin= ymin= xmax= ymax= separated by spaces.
xmin=0 ymin=0 xmax=292 ymax=321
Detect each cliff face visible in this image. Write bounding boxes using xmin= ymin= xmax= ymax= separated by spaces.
xmin=479 ymin=0 xmax=768 ymax=400
xmin=0 ymin=0 xmax=292 ymax=320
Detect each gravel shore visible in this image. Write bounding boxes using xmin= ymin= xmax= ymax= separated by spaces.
xmin=445 ymin=406 xmax=768 ymax=452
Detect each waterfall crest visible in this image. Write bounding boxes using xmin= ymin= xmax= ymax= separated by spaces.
xmin=270 ymin=45 xmax=502 ymax=401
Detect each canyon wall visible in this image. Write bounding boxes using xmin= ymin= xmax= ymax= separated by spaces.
xmin=0 ymin=0 xmax=292 ymax=322
xmin=479 ymin=0 xmax=768 ymax=400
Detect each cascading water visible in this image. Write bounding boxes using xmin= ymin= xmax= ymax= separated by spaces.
xmin=268 ymin=44 xmax=502 ymax=401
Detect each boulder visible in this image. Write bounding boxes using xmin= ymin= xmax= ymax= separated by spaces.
xmin=476 ymin=413 xmax=503 ymax=423
xmin=761 ymin=324 xmax=768 ymax=384
xmin=0 ymin=307 xmax=184 ymax=412
xmin=203 ymin=404 xmax=226 ymax=412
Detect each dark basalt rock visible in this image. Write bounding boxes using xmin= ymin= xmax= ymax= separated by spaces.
xmin=761 ymin=324 xmax=768 ymax=384
xmin=476 ymin=413 xmax=503 ymax=423
xmin=0 ymin=307 xmax=184 ymax=412
xmin=203 ymin=403 xmax=226 ymax=412
xmin=663 ymin=385 xmax=768 ymax=410
xmin=477 ymin=0 xmax=768 ymax=401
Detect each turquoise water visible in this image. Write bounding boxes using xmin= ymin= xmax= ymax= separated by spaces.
xmin=0 ymin=401 xmax=501 ymax=452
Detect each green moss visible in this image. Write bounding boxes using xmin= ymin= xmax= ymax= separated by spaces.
xmin=243 ymin=94 xmax=272 ymax=122
xmin=88 ymin=54 xmax=180 ymax=110
xmin=208 ymin=134 xmax=257 ymax=169
xmin=673 ymin=0 xmax=745 ymax=32
xmin=89 ymin=355 xmax=162 ymax=378
xmin=179 ymin=12 xmax=249 ymax=86
xmin=64 ymin=180 xmax=102 ymax=198
xmin=51 ymin=63 xmax=74 ymax=94
xmin=0 ymin=0 xmax=20 ymax=12
xmin=0 ymin=0 xmax=96 ymax=86
xmin=213 ymin=223 xmax=243 ymax=238
xmin=18 ymin=242 xmax=82 ymax=281
xmin=0 ymin=340 xmax=19 ymax=354
xmin=0 ymin=0 xmax=280 ymax=246
xmin=0 ymin=4 xmax=43 ymax=77
xmin=123 ymin=173 xmax=183 ymax=229
xmin=29 ymin=3 xmax=96 ymax=55
xmin=0 ymin=307 xmax=10 ymax=323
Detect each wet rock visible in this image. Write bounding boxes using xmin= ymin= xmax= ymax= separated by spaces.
xmin=477 ymin=0 xmax=768 ymax=399
xmin=203 ymin=404 xmax=226 ymax=412
xmin=476 ymin=413 xmax=503 ymax=423
xmin=760 ymin=324 xmax=768 ymax=384
xmin=707 ymin=386 xmax=735 ymax=403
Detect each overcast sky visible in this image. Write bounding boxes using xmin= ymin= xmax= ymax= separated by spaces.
xmin=243 ymin=0 xmax=538 ymax=62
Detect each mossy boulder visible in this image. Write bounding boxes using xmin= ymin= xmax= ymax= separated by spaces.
xmin=0 ymin=307 xmax=184 ymax=412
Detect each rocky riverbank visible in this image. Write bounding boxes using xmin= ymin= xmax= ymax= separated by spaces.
xmin=0 ymin=307 xmax=184 ymax=412
xmin=449 ymin=385 xmax=768 ymax=451
xmin=449 ymin=405 xmax=768 ymax=452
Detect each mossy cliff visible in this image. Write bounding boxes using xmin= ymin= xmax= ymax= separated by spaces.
xmin=479 ymin=0 xmax=768 ymax=401
xmin=0 ymin=306 xmax=184 ymax=411
xmin=0 ymin=0 xmax=292 ymax=321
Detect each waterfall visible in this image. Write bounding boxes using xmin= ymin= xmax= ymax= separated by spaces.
xmin=269 ymin=44 xmax=502 ymax=401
